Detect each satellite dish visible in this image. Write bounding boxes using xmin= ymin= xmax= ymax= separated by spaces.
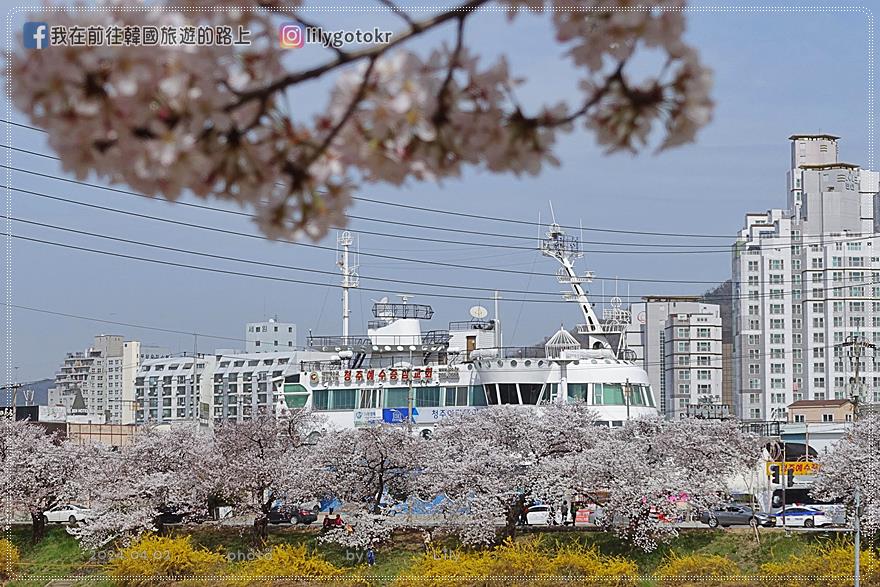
xmin=470 ymin=305 xmax=489 ymax=319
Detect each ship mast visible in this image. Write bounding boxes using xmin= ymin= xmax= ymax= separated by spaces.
xmin=540 ymin=223 xmax=609 ymax=351
xmin=337 ymin=231 xmax=359 ymax=341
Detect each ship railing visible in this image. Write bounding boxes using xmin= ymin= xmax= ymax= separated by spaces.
xmin=739 ymin=421 xmax=781 ymax=438
xmin=448 ymin=320 xmax=494 ymax=331
xmin=307 ymin=335 xmax=373 ymax=349
xmin=473 ymin=346 xmax=547 ymax=360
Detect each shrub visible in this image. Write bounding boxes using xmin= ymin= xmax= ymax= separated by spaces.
xmin=105 ymin=534 xmax=226 ymax=585
xmin=232 ymin=544 xmax=344 ymax=585
xmin=762 ymin=542 xmax=880 ymax=587
xmin=393 ymin=546 xmax=491 ymax=587
xmin=0 ymin=538 xmax=20 ymax=580
xmin=548 ymin=543 xmax=638 ymax=586
xmin=394 ymin=538 xmax=638 ymax=587
xmin=655 ymin=553 xmax=741 ymax=587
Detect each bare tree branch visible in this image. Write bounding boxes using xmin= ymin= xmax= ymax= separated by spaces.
xmin=306 ymin=55 xmax=378 ymax=168
xmin=378 ymin=0 xmax=419 ymax=31
xmin=228 ymin=0 xmax=489 ymax=111
xmin=433 ymin=15 xmax=466 ymax=127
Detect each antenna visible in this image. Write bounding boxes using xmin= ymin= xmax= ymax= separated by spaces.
xmin=337 ymin=231 xmax=359 ymax=339
xmin=548 ymin=201 xmax=557 ymax=225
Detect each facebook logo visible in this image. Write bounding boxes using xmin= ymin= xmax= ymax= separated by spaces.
xmin=23 ymin=22 xmax=50 ymax=49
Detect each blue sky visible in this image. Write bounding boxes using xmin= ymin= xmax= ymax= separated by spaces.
xmin=4 ymin=2 xmax=877 ymax=381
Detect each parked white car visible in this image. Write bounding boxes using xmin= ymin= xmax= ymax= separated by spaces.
xmin=44 ymin=504 xmax=91 ymax=525
xmin=768 ymin=507 xmax=834 ymax=528
xmin=524 ymin=505 xmax=563 ymax=526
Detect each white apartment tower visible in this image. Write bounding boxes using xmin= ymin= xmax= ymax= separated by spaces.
xmin=246 ymin=318 xmax=297 ymax=353
xmin=733 ymin=134 xmax=880 ymax=422
xmin=50 ymin=336 xmax=169 ymax=423
xmin=626 ymin=297 xmax=724 ymax=419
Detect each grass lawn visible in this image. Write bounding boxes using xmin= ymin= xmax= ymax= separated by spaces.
xmin=4 ymin=523 xmax=864 ymax=585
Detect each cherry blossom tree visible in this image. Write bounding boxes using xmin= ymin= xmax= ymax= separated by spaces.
xmin=549 ymin=417 xmax=760 ymax=551
xmin=0 ymin=417 xmax=88 ymax=543
xmin=812 ymin=414 xmax=880 ymax=534
xmin=419 ymin=403 xmax=602 ymax=546
xmin=311 ymin=424 xmax=425 ymax=549
xmin=211 ymin=412 xmax=320 ymax=543
xmin=11 ymin=0 xmax=713 ymax=240
xmin=70 ymin=425 xmax=216 ymax=549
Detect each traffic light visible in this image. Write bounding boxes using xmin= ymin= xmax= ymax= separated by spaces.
xmin=769 ymin=464 xmax=781 ymax=484
xmin=786 ymin=468 xmax=795 ymax=487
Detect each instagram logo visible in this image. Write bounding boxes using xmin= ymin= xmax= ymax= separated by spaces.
xmin=279 ymin=22 xmax=303 ymax=48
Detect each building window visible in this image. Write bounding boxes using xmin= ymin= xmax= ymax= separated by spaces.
xmin=794 ymin=414 xmax=805 ymax=423
xmin=822 ymin=413 xmax=834 ymax=422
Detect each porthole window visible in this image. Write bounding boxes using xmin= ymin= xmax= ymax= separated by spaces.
xmin=467 ymin=364 xmax=474 ymax=371
xmin=591 ymin=359 xmax=598 ymax=364
xmin=510 ymin=360 xmax=518 ymax=367
xmin=538 ymin=360 xmax=544 ymax=367
xmin=573 ymin=360 xmax=580 ymax=366
xmin=524 ymin=360 xmax=532 ymax=367
xmin=497 ymin=360 xmax=503 ymax=367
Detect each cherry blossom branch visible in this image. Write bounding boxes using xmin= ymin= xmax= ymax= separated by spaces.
xmin=531 ymin=60 xmax=628 ymax=129
xmin=377 ymin=0 xmax=419 ymax=31
xmin=304 ymin=55 xmax=378 ymax=171
xmin=433 ymin=15 xmax=466 ymax=127
xmin=227 ymin=0 xmax=489 ymax=111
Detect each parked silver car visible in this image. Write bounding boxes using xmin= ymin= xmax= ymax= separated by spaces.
xmin=700 ymin=504 xmax=770 ymax=528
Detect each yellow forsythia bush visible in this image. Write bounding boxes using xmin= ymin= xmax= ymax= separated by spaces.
xmin=394 ymin=538 xmax=638 ymax=587
xmin=762 ymin=543 xmax=880 ymax=587
xmin=654 ymin=553 xmax=742 ymax=587
xmin=0 ymin=538 xmax=21 ymax=580
xmin=232 ymin=544 xmax=344 ymax=585
xmin=547 ymin=543 xmax=639 ymax=585
xmin=106 ymin=534 xmax=226 ymax=585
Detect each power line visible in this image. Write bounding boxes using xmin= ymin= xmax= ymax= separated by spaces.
xmin=13 ymin=229 xmax=880 ymax=305
xmin=7 ymin=303 xmax=248 ymax=343
xmin=11 ymin=189 xmax=875 ymax=292
xmin=5 ymin=145 xmax=878 ymax=251
xmin=0 ymin=120 xmax=733 ymax=239
xmin=3 ymin=148 xmax=738 ymax=250
xmin=12 ymin=233 xmax=581 ymax=304
xmin=4 ymin=163 xmax=734 ymax=255
xmin=11 ymin=216 xmax=563 ymax=298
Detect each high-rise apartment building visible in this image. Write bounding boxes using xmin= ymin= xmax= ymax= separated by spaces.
xmin=50 ymin=336 xmax=169 ymax=423
xmin=626 ymin=297 xmax=724 ymax=419
xmin=246 ymin=318 xmax=297 ymax=353
xmin=732 ymin=134 xmax=880 ymax=422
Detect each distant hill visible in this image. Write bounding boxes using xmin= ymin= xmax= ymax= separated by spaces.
xmin=0 ymin=378 xmax=52 ymax=407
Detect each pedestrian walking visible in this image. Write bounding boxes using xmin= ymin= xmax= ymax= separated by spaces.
xmin=367 ymin=547 xmax=376 ymax=566
xmin=562 ymin=501 xmax=569 ymax=525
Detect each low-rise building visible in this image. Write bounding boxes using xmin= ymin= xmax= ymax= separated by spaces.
xmin=246 ymin=318 xmax=297 ymax=353
xmin=788 ymin=398 xmax=854 ymax=423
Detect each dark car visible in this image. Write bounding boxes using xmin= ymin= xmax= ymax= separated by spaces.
xmin=700 ymin=504 xmax=769 ymax=528
xmin=156 ymin=507 xmax=185 ymax=526
xmin=268 ymin=506 xmax=318 ymax=525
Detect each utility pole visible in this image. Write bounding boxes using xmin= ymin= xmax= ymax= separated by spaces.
xmin=1 ymin=382 xmax=23 ymax=417
xmin=838 ymin=332 xmax=874 ymax=587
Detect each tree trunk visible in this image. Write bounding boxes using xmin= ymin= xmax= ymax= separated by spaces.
xmin=253 ymin=515 xmax=268 ymax=545
xmin=31 ymin=511 xmax=46 ymax=544
xmin=498 ymin=494 xmax=526 ymax=545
